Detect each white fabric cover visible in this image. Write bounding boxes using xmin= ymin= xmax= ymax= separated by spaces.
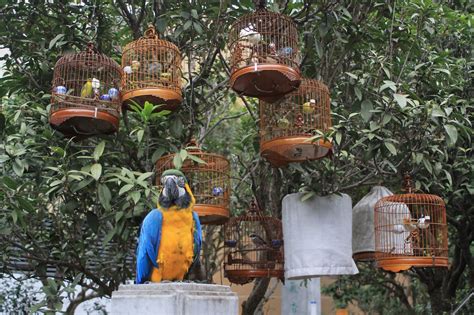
xmin=352 ymin=186 xmax=393 ymax=255
xmin=282 ymin=193 xmax=358 ymax=279
xmin=281 ymin=278 xmax=321 ymax=315
xmin=377 ymin=201 xmax=413 ymax=255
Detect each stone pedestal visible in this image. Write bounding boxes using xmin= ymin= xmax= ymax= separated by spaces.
xmin=111 ymin=282 xmax=239 ymax=315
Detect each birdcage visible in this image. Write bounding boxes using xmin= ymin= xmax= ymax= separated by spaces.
xmin=121 ymin=25 xmax=182 ymax=110
xmin=50 ymin=43 xmax=121 ymax=137
xmin=228 ymin=1 xmax=301 ymax=102
xmin=260 ymin=78 xmax=332 ymax=167
xmin=223 ymin=202 xmax=284 ymax=285
xmin=155 ymin=141 xmax=230 ymax=224
xmin=374 ymin=174 xmax=449 ymax=272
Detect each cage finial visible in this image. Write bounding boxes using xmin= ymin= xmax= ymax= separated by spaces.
xmin=144 ymin=24 xmax=159 ymax=39
xmin=253 ymin=0 xmax=266 ymax=10
xmin=86 ymin=42 xmax=96 ymax=53
xmin=403 ymin=172 xmax=413 ymax=193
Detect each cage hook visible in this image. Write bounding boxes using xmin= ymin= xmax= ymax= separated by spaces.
xmin=403 ymin=172 xmax=413 ymax=193
xmin=253 ymin=0 xmax=266 ymax=10
xmin=144 ymin=24 xmax=159 ymax=39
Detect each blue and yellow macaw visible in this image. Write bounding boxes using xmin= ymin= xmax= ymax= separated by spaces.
xmin=136 ymin=169 xmax=202 ymax=284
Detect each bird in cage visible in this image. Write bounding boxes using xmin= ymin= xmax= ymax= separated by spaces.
xmin=131 ymin=60 xmax=141 ymax=72
xmin=303 ymin=99 xmax=316 ymax=114
xmin=240 ymin=24 xmax=262 ymax=46
xmin=80 ymin=79 xmax=94 ymax=98
xmin=147 ymin=61 xmax=162 ymax=77
xmin=416 ymin=214 xmax=431 ymax=229
xmin=136 ymin=169 xmax=202 ymax=284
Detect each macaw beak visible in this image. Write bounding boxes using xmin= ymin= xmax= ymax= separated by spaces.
xmin=164 ymin=177 xmax=179 ymax=200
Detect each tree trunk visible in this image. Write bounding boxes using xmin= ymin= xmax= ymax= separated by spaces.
xmin=242 ymin=278 xmax=271 ymax=315
xmin=429 ymin=286 xmax=452 ymax=315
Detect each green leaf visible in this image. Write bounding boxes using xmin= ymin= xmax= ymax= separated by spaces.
xmin=93 ymin=141 xmax=105 ymax=161
xmin=2 ymin=176 xmax=18 ymax=190
xmin=384 ymin=142 xmax=397 ymax=155
xmin=119 ymin=184 xmax=134 ymax=195
xmin=98 ymin=184 xmax=111 ymax=210
xmin=187 ymin=153 xmax=206 ymax=164
xmin=301 ymin=191 xmax=315 ymax=202
xmin=354 ymin=87 xmax=362 ymax=101
xmin=103 ymin=229 xmax=115 ymax=244
xmin=18 ymin=197 xmax=34 ymax=212
xmin=379 ymin=80 xmax=396 ymax=92
xmin=444 ymin=124 xmax=458 ymax=145
xmin=173 ymin=154 xmax=182 ymax=169
xmin=170 ymin=117 xmax=183 ymax=137
xmin=137 ymin=129 xmax=145 ymax=143
xmin=130 ymin=191 xmax=140 ymax=204
xmin=360 ymin=100 xmax=373 ymax=122
xmin=49 ymin=34 xmax=65 ymax=49
xmin=90 ymin=163 xmax=102 ymax=180
xmin=393 ymin=93 xmax=407 ymax=108
xmin=152 ymin=147 xmax=166 ymax=163
xmin=179 ymin=149 xmax=188 ymax=162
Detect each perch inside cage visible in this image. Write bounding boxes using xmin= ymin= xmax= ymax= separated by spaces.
xmin=374 ymin=174 xmax=448 ymax=272
xmin=224 ymin=202 xmax=284 ymax=285
xmin=228 ymin=1 xmax=301 ymax=102
xmin=121 ymin=25 xmax=182 ymax=110
xmin=50 ymin=43 xmax=122 ymax=137
xmin=155 ymin=141 xmax=230 ymax=224
xmin=260 ymin=78 xmax=332 ymax=167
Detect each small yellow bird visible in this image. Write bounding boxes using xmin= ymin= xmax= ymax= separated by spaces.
xmin=80 ymin=79 xmax=94 ymax=98
xmin=303 ymin=99 xmax=316 ymax=114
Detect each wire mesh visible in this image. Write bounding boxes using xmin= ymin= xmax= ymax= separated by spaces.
xmin=121 ymin=25 xmax=182 ymax=108
xmin=228 ymin=6 xmax=301 ymax=99
xmin=155 ymin=143 xmax=230 ymax=225
xmin=50 ymin=43 xmax=121 ymax=136
xmin=223 ymin=202 xmax=284 ymax=285
xmin=259 ymin=78 xmax=332 ymax=166
xmin=374 ymin=175 xmax=448 ymax=272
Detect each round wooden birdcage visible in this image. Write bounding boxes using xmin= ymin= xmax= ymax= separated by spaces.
xmin=374 ymin=174 xmax=449 ymax=272
xmin=260 ymin=78 xmax=332 ymax=167
xmin=223 ymin=201 xmax=284 ymax=285
xmin=50 ymin=43 xmax=121 ymax=137
xmin=155 ymin=141 xmax=230 ymax=224
xmin=121 ymin=25 xmax=182 ymax=110
xmin=228 ymin=1 xmax=301 ymax=102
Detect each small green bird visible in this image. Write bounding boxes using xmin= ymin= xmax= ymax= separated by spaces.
xmin=80 ymin=79 xmax=94 ymax=98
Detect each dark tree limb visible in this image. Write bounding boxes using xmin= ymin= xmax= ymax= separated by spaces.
xmin=241 ymin=277 xmax=271 ymax=315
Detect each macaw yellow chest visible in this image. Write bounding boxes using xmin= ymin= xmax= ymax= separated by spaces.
xmin=151 ymin=209 xmax=194 ymax=282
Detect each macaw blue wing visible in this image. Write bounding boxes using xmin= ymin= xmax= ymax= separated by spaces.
xmin=136 ymin=209 xmax=162 ymax=284
xmin=192 ymin=211 xmax=202 ymax=266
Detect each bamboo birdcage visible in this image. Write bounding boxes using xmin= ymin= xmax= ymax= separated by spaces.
xmin=374 ymin=174 xmax=449 ymax=272
xmin=155 ymin=141 xmax=230 ymax=224
xmin=260 ymin=78 xmax=332 ymax=167
xmin=121 ymin=25 xmax=182 ymax=110
xmin=223 ymin=201 xmax=284 ymax=285
xmin=50 ymin=43 xmax=121 ymax=137
xmin=228 ymin=1 xmax=301 ymax=102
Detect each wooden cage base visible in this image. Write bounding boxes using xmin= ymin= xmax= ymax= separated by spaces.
xmin=225 ymin=269 xmax=284 ymax=285
xmin=122 ymin=88 xmax=182 ymax=111
xmin=260 ymin=137 xmax=332 ymax=167
xmin=194 ymin=204 xmax=229 ymax=225
xmin=353 ymin=251 xmax=375 ymax=262
xmin=376 ymin=256 xmax=449 ymax=272
xmin=230 ymin=64 xmax=301 ymax=102
xmin=50 ymin=108 xmax=119 ymax=137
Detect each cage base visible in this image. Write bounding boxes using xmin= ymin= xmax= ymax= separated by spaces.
xmin=194 ymin=204 xmax=229 ymax=225
xmin=353 ymin=251 xmax=375 ymax=262
xmin=260 ymin=137 xmax=332 ymax=167
xmin=230 ymin=64 xmax=300 ymax=102
xmin=376 ymin=256 xmax=449 ymax=272
xmin=50 ymin=108 xmax=119 ymax=137
xmin=122 ymin=88 xmax=182 ymax=111
xmin=224 ymin=269 xmax=284 ymax=285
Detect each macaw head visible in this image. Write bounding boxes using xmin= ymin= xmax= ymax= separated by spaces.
xmin=158 ymin=169 xmax=195 ymax=210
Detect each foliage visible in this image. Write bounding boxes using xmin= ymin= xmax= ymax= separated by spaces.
xmin=0 ymin=0 xmax=472 ymax=314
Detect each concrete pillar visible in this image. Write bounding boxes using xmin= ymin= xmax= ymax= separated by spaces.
xmin=111 ymin=282 xmax=239 ymax=315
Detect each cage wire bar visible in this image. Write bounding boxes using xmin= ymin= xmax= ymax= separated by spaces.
xmin=223 ymin=201 xmax=284 ymax=285
xmin=260 ymin=78 xmax=332 ymax=167
xmin=50 ymin=43 xmax=122 ymax=137
xmin=121 ymin=25 xmax=182 ymax=110
xmin=228 ymin=1 xmax=301 ymax=102
xmin=155 ymin=141 xmax=230 ymax=224
xmin=374 ymin=174 xmax=449 ymax=272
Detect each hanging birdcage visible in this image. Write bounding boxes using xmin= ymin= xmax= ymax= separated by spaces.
xmin=374 ymin=174 xmax=449 ymax=272
xmin=228 ymin=1 xmax=301 ymax=102
xmin=50 ymin=43 xmax=121 ymax=137
xmin=121 ymin=25 xmax=182 ymax=110
xmin=155 ymin=141 xmax=230 ymax=224
xmin=223 ymin=201 xmax=284 ymax=285
xmin=260 ymin=78 xmax=332 ymax=167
